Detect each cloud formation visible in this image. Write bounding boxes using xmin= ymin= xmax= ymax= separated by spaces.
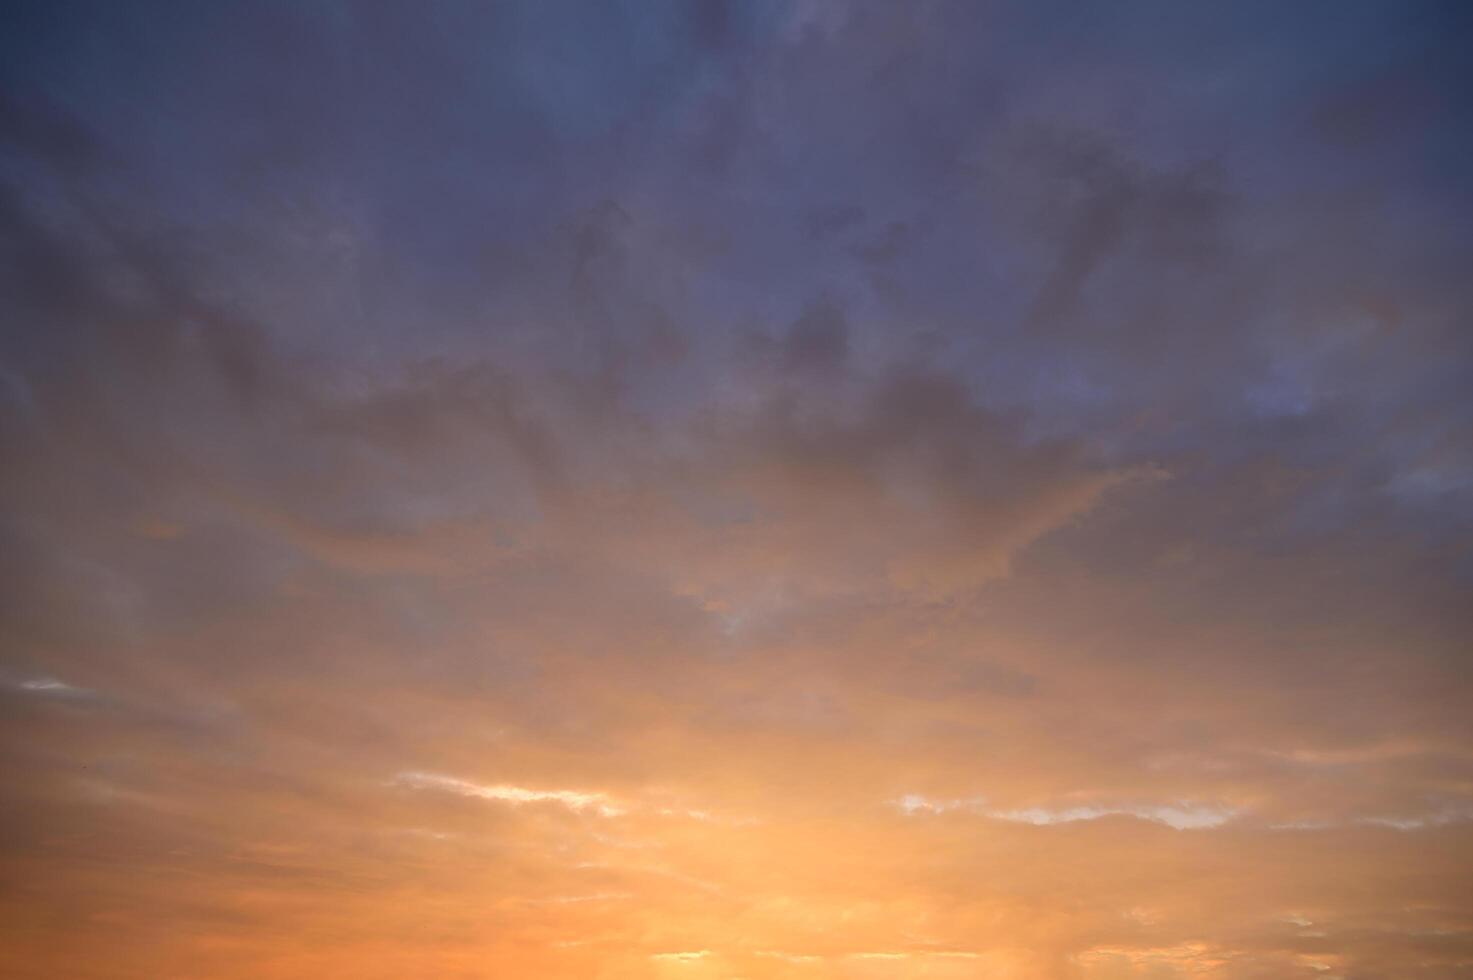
xmin=1 ymin=1 xmax=1471 ymax=978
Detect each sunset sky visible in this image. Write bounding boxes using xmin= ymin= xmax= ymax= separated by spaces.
xmin=2 ymin=2 xmax=1472 ymax=978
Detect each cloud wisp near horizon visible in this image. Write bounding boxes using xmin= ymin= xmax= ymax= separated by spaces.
xmin=2 ymin=2 xmax=1471 ymax=978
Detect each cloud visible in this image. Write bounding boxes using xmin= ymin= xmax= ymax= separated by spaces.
xmin=650 ymin=950 xmax=712 ymax=962
xmin=1 ymin=2 xmax=1470 ymax=978
xmin=986 ymin=803 xmax=1238 ymax=831
xmin=894 ymin=795 xmax=1238 ymax=829
xmin=395 ymin=772 xmax=625 ymax=817
xmin=12 ymin=676 xmax=93 ymax=698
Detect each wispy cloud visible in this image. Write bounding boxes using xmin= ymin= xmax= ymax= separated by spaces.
xmin=987 ymin=803 xmax=1239 ymax=830
xmin=650 ymin=950 xmax=712 ymax=962
xmin=895 ymin=795 xmax=1238 ymax=829
xmin=396 ymin=772 xmax=625 ymax=817
xmin=11 ymin=677 xmax=95 ymax=699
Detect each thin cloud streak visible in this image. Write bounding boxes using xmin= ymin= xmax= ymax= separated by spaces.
xmin=395 ymin=772 xmax=626 ymax=817
xmin=895 ymin=795 xmax=1239 ymax=829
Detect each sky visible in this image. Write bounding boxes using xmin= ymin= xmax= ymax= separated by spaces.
xmin=1 ymin=1 xmax=1472 ymax=977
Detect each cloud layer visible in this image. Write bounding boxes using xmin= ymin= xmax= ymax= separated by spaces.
xmin=2 ymin=2 xmax=1471 ymax=978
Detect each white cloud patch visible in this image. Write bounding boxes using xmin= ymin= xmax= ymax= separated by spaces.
xmin=1269 ymin=806 xmax=1473 ymax=832
xmin=397 ymin=772 xmax=625 ymax=817
xmin=650 ymin=950 xmax=712 ymax=962
xmin=989 ymin=803 xmax=1237 ymax=830
xmin=894 ymin=794 xmax=1237 ymax=829
xmin=1357 ymin=807 xmax=1473 ymax=831
xmin=12 ymin=677 xmax=95 ymax=699
xmin=893 ymin=794 xmax=982 ymax=815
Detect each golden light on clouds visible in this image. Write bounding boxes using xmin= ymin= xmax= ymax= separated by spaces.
xmin=3 ymin=1 xmax=1472 ymax=978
